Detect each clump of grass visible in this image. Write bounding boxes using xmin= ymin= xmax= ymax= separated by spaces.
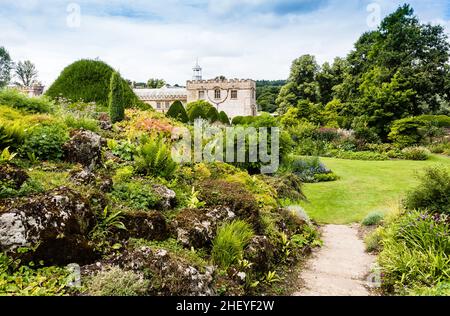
xmin=84 ymin=266 xmax=149 ymax=296
xmin=364 ymin=229 xmax=383 ymax=252
xmin=362 ymin=211 xmax=385 ymax=226
xmin=212 ymin=220 xmax=254 ymax=269
xmin=404 ymin=166 xmax=450 ymax=214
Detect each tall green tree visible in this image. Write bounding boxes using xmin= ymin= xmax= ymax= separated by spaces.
xmin=276 ymin=55 xmax=321 ymax=113
xmin=256 ymin=80 xmax=285 ymax=113
xmin=316 ymin=57 xmax=348 ymax=105
xmin=337 ymin=4 xmax=450 ymax=137
xmin=15 ymin=60 xmax=38 ymax=87
xmin=147 ymin=78 xmax=166 ymax=89
xmin=109 ymin=71 xmax=125 ymax=123
xmin=0 ymin=47 xmax=13 ymax=88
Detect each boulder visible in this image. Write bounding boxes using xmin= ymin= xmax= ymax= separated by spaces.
xmin=117 ymin=246 xmax=215 ymax=296
xmin=69 ymin=168 xmax=95 ymax=185
xmin=63 ymin=129 xmax=104 ymax=169
xmin=152 ymin=184 xmax=176 ymax=210
xmin=0 ymin=187 xmax=97 ymax=265
xmin=172 ymin=207 xmax=236 ymax=249
xmin=0 ymin=164 xmax=29 ymax=189
xmin=116 ymin=211 xmax=169 ymax=241
xmin=196 ymin=179 xmax=261 ymax=231
xmin=244 ymin=235 xmax=274 ymax=272
xmin=99 ymin=121 xmax=113 ymax=131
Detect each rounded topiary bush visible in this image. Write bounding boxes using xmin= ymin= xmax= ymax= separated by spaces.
xmin=166 ymin=101 xmax=188 ymax=123
xmin=219 ymin=111 xmax=230 ymax=125
xmin=186 ymin=100 xmax=215 ymax=122
xmin=206 ymin=106 xmax=219 ymax=123
xmin=46 ymin=59 xmax=141 ymax=108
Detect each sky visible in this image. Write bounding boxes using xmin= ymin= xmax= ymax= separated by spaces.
xmin=1 ymin=0 xmax=449 ymax=86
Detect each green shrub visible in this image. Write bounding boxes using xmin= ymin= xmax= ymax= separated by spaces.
xmin=232 ymin=116 xmax=257 ymax=125
xmin=404 ymin=167 xmax=450 ymax=214
xmin=206 ymin=106 xmax=219 ymax=122
xmin=186 ymin=100 xmax=215 ymax=122
xmin=0 ymin=89 xmax=54 ymax=113
xmin=313 ymin=172 xmax=340 ymax=182
xmin=282 ymin=155 xmax=337 ymax=183
xmin=218 ymin=111 xmax=230 ymax=125
xmin=20 ymin=124 xmax=69 ymax=161
xmin=401 ymin=146 xmax=430 ymax=161
xmin=409 ymin=282 xmax=450 ymax=296
xmin=327 ymin=150 xmax=389 ymax=161
xmin=262 ymin=173 xmax=305 ymax=201
xmin=212 ymin=220 xmax=254 ymax=269
xmin=0 ymin=122 xmax=25 ymax=150
xmin=428 ymin=142 xmax=450 ymax=154
xmin=111 ymin=179 xmax=160 ymax=210
xmin=188 ymin=104 xmax=207 ymax=122
xmin=109 ymin=71 xmax=125 ymax=123
xmin=166 ymin=101 xmax=188 ymax=123
xmin=378 ymin=210 xmax=450 ymax=293
xmin=64 ymin=114 xmax=99 ymax=132
xmin=311 ymin=127 xmax=340 ymax=142
xmin=295 ymin=138 xmax=327 ymax=156
xmin=388 ymin=115 xmax=450 ymax=148
xmin=362 ymin=211 xmax=385 ymax=226
xmin=107 ymin=139 xmax=137 ymax=161
xmin=135 ymin=137 xmax=177 ymax=179
xmin=46 ymin=59 xmax=141 ymax=108
xmin=84 ymin=266 xmax=149 ymax=296
xmin=0 ymin=178 xmax=43 ymax=199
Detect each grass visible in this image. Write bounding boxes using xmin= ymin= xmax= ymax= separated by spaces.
xmin=299 ymin=154 xmax=450 ymax=224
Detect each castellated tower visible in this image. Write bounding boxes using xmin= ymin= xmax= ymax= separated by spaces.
xmin=186 ymin=77 xmax=257 ymax=118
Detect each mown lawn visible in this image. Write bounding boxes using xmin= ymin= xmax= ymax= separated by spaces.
xmin=299 ymin=154 xmax=450 ymax=224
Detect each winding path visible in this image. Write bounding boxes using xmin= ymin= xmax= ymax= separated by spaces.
xmin=293 ymin=225 xmax=376 ymax=296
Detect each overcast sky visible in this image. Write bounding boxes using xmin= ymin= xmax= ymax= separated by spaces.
xmin=1 ymin=0 xmax=449 ymax=86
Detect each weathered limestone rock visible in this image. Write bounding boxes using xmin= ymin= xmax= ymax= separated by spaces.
xmin=63 ymin=129 xmax=104 ymax=168
xmin=0 ymin=164 xmax=29 ymax=189
xmin=117 ymin=246 xmax=216 ymax=296
xmin=152 ymin=184 xmax=176 ymax=210
xmin=244 ymin=235 xmax=274 ymax=272
xmin=116 ymin=211 xmax=169 ymax=241
xmin=172 ymin=207 xmax=236 ymax=249
xmin=0 ymin=187 xmax=97 ymax=264
xmin=69 ymin=168 xmax=95 ymax=185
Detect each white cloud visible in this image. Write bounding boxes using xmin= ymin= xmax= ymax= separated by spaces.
xmin=0 ymin=0 xmax=448 ymax=87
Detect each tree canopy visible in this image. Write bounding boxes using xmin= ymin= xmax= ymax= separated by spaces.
xmin=15 ymin=60 xmax=38 ymax=87
xmin=0 ymin=47 xmax=13 ymax=88
xmin=277 ymin=4 xmax=450 ymax=140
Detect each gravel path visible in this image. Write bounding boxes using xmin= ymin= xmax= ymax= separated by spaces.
xmin=293 ymin=224 xmax=376 ymax=296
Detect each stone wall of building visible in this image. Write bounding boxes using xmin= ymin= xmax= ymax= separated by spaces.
xmin=186 ymin=79 xmax=257 ymax=118
xmin=134 ymin=87 xmax=187 ymax=114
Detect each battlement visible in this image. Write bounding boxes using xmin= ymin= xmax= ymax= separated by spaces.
xmin=187 ymin=78 xmax=254 ymax=84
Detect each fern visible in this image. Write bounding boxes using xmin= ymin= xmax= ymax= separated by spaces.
xmin=135 ymin=137 xmax=177 ymax=179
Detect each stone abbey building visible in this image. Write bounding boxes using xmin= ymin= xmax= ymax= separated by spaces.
xmin=133 ymin=62 xmax=257 ymax=118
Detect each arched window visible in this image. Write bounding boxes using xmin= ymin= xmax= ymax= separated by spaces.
xmin=214 ymin=89 xmax=221 ymax=99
